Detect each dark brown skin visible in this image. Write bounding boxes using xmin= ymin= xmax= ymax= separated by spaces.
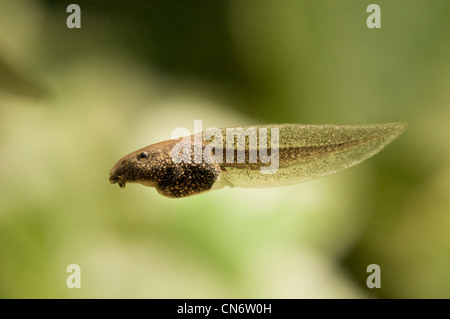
xmin=109 ymin=139 xmax=222 ymax=198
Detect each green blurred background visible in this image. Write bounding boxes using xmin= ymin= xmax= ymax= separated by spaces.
xmin=0 ymin=0 xmax=449 ymax=298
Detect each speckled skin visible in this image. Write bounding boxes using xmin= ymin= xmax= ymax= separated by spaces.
xmin=109 ymin=139 xmax=222 ymax=198
xmin=109 ymin=122 xmax=407 ymax=198
xmin=218 ymin=123 xmax=407 ymax=188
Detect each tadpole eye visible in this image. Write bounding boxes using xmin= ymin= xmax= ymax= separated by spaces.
xmin=137 ymin=151 xmax=149 ymax=160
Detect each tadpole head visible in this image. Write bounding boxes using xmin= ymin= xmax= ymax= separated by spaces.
xmin=109 ymin=140 xmax=180 ymax=190
xmin=109 ymin=147 xmax=159 ymax=189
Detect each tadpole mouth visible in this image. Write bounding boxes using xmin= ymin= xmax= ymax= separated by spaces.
xmin=109 ymin=174 xmax=126 ymax=189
